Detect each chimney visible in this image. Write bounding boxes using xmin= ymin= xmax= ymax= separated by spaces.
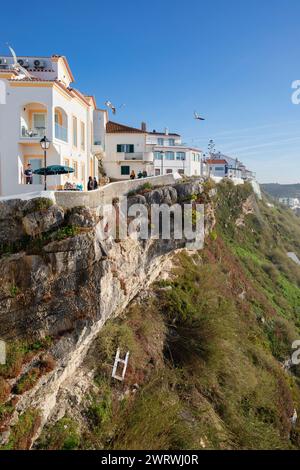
xmin=165 ymin=127 xmax=169 ymax=135
xmin=141 ymin=122 xmax=147 ymax=132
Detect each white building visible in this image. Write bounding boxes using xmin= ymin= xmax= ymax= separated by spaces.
xmin=104 ymin=121 xmax=154 ymax=180
xmin=279 ymin=197 xmax=300 ymax=208
xmin=205 ymin=153 xmax=254 ymax=181
xmin=0 ymin=53 xmax=106 ymax=196
xmin=103 ymin=121 xmax=206 ymax=180
xmin=147 ymin=128 xmax=206 ymax=177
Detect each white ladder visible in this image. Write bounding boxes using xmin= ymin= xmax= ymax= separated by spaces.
xmin=112 ymin=348 xmax=130 ymax=381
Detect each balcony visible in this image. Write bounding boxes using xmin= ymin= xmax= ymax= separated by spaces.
xmin=92 ymin=140 xmax=104 ymax=154
xmin=120 ymin=152 xmax=154 ymax=162
xmin=20 ymin=102 xmax=47 ymax=142
xmin=55 ymin=122 xmax=68 ymax=142
xmin=20 ymin=126 xmax=46 ymax=140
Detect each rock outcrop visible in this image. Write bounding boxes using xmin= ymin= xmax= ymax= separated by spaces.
xmin=0 ymin=178 xmax=215 ymax=446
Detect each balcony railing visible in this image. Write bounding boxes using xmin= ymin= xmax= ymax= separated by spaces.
xmin=55 ymin=123 xmax=68 ymax=142
xmin=124 ymin=152 xmax=144 ymax=160
xmin=21 ymin=126 xmax=46 ymax=139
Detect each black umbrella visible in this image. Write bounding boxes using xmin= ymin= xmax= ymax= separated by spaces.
xmin=33 ymin=165 xmax=74 ymax=175
xmin=33 ymin=165 xmax=74 ymax=190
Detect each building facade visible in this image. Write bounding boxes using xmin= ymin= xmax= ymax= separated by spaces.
xmin=0 ymin=53 xmax=105 ymax=196
xmin=104 ymin=121 xmax=155 ymax=180
xmin=103 ymin=122 xmax=206 ymax=180
xmin=147 ymin=128 xmax=205 ymax=177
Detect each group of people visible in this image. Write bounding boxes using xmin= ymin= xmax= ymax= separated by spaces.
xmin=130 ymin=170 xmax=148 ymax=180
xmin=64 ymin=181 xmax=83 ymax=191
xmin=87 ymin=176 xmax=99 ymax=191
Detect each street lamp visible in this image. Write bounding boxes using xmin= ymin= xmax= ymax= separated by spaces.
xmin=40 ymin=136 xmax=50 ymax=190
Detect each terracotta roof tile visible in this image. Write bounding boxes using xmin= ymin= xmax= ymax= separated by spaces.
xmin=205 ymin=159 xmax=228 ymax=164
xmin=106 ymin=121 xmax=146 ymax=134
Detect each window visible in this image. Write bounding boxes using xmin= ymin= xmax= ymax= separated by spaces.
xmin=168 ymin=138 xmax=175 ymax=146
xmin=157 ymin=138 xmax=164 ymax=145
xmin=154 ymin=152 xmax=163 ymax=160
xmin=165 ymin=152 xmax=174 ymax=160
xmin=166 ymin=169 xmax=173 ymax=174
xmin=215 ymin=166 xmax=224 ymax=171
xmin=81 ymin=121 xmax=85 ymax=150
xmin=176 ymin=152 xmax=185 ymax=161
xmin=32 ymin=113 xmax=46 ymax=137
xmin=121 ymin=166 xmax=130 ymax=175
xmin=155 ymin=169 xmax=161 ymax=176
xmin=117 ymin=144 xmax=134 ymax=153
xmin=178 ymin=169 xmax=185 ymax=175
xmin=72 ymin=116 xmax=77 ymax=147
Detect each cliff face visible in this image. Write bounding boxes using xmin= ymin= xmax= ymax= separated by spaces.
xmin=0 ymin=179 xmax=213 ymax=448
xmin=30 ymin=180 xmax=300 ymax=452
xmin=6 ymin=180 xmax=300 ymax=451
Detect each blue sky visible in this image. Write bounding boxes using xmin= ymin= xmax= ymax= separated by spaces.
xmin=2 ymin=0 xmax=300 ymax=183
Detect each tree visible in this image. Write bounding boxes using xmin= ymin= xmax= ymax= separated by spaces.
xmin=208 ymin=139 xmax=216 ymax=157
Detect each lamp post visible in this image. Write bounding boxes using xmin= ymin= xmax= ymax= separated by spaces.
xmin=40 ymin=136 xmax=50 ymax=190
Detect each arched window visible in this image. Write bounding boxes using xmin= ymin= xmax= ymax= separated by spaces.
xmin=54 ymin=107 xmax=68 ymax=142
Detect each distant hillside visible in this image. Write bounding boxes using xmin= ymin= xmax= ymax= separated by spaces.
xmin=262 ymin=183 xmax=300 ymax=199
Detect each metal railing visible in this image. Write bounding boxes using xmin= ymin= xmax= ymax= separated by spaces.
xmin=21 ymin=126 xmax=45 ymax=139
xmin=55 ymin=123 xmax=68 ymax=142
xmin=124 ymin=152 xmax=144 ymax=160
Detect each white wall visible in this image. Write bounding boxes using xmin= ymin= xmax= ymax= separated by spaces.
xmin=0 ymin=81 xmax=53 ymax=195
xmin=104 ymin=132 xmax=151 ymax=179
xmin=153 ymin=148 xmax=203 ymax=177
xmin=0 ymin=79 xmax=96 ymax=196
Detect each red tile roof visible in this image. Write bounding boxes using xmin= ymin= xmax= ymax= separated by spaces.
xmin=106 ymin=121 xmax=146 ymax=134
xmin=205 ymin=159 xmax=228 ymax=165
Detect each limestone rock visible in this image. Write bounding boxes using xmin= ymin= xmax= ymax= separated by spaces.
xmin=23 ymin=206 xmax=64 ymax=237
xmin=144 ymin=186 xmax=177 ymax=205
xmin=67 ymin=206 xmax=96 ymax=228
xmin=174 ymin=181 xmax=203 ymax=200
xmin=127 ymin=194 xmax=147 ymax=209
xmin=0 ymin=199 xmax=26 ymax=243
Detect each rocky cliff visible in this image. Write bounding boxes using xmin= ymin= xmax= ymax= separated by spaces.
xmin=0 ymin=178 xmax=214 ymax=448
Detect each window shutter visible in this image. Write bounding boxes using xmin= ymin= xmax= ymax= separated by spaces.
xmin=117 ymin=144 xmax=122 ymax=152
xmin=129 ymin=144 xmax=134 ymax=153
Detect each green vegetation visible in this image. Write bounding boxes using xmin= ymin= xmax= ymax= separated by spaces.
xmin=23 ymin=198 xmax=53 ymax=214
xmin=1 ymin=408 xmax=41 ymax=450
xmin=0 ymin=224 xmax=80 ymax=258
xmin=34 ymin=181 xmax=300 ymax=450
xmin=13 ymin=368 xmax=40 ymax=395
xmin=0 ymin=337 xmax=52 ymax=379
xmin=37 ymin=417 xmax=80 ymax=450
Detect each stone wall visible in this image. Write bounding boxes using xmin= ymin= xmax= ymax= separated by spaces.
xmin=54 ymin=174 xmax=179 ymax=209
